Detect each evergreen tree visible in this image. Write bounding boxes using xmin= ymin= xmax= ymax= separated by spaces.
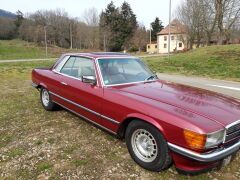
xmin=15 ymin=10 xmax=24 ymax=28
xmin=15 ymin=10 xmax=24 ymax=36
xmin=99 ymin=1 xmax=137 ymax=51
xmin=120 ymin=1 xmax=137 ymax=50
xmin=151 ymin=17 xmax=164 ymax=42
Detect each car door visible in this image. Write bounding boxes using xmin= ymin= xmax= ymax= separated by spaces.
xmin=56 ymin=56 xmax=103 ymax=126
xmin=46 ymin=56 xmax=70 ymax=96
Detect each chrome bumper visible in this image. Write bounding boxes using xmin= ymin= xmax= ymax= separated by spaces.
xmin=168 ymin=140 xmax=240 ymax=162
xmin=31 ymin=82 xmax=38 ymax=88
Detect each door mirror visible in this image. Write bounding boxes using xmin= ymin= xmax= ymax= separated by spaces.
xmin=82 ymin=76 xmax=97 ymax=85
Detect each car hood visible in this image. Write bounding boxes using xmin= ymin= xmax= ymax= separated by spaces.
xmin=111 ymin=80 xmax=240 ymax=127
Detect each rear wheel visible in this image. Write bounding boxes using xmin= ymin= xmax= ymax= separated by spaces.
xmin=126 ymin=120 xmax=172 ymax=171
xmin=40 ymin=88 xmax=56 ymax=111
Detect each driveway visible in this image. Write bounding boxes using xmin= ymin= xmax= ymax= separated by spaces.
xmin=157 ymin=73 xmax=240 ymax=99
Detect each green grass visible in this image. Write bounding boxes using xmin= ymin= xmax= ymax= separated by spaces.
xmin=0 ymin=60 xmax=239 ymax=179
xmin=0 ymin=39 xmax=60 ymax=60
xmin=143 ymin=44 xmax=240 ymax=81
xmin=37 ymin=162 xmax=53 ymax=172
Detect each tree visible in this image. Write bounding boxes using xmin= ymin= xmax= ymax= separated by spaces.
xmin=99 ymin=1 xmax=119 ymax=51
xmin=15 ymin=10 xmax=24 ymax=35
xmin=120 ymin=1 xmax=138 ymax=50
xmin=177 ymin=0 xmax=206 ymax=49
xmin=83 ymin=8 xmax=100 ymax=49
xmin=150 ymin=17 xmax=164 ymax=42
xmin=130 ymin=24 xmax=148 ymax=52
xmin=99 ymin=1 xmax=137 ymax=51
xmin=215 ymin=0 xmax=240 ymax=44
xmin=201 ymin=0 xmax=217 ymax=45
xmin=0 ymin=17 xmax=16 ymax=39
xmin=15 ymin=10 xmax=24 ymax=28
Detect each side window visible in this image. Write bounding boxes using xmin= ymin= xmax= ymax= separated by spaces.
xmin=60 ymin=57 xmax=76 ymax=76
xmin=54 ymin=56 xmax=70 ymax=72
xmin=60 ymin=56 xmax=95 ymax=79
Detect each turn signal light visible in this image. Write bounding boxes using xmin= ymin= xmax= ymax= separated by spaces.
xmin=183 ymin=129 xmax=207 ymax=150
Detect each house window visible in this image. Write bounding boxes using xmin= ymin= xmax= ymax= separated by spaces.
xmin=164 ymin=36 xmax=167 ymax=41
xmin=179 ymin=43 xmax=183 ymax=48
xmin=164 ymin=44 xmax=167 ymax=48
xmin=171 ymin=36 xmax=175 ymax=40
xmin=155 ymin=45 xmax=157 ymax=48
xmin=148 ymin=45 xmax=150 ymax=49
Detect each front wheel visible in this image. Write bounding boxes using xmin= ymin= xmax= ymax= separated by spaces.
xmin=125 ymin=120 xmax=172 ymax=172
xmin=40 ymin=88 xmax=56 ymax=111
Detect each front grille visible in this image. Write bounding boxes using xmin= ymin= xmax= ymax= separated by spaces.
xmin=225 ymin=121 xmax=240 ymax=142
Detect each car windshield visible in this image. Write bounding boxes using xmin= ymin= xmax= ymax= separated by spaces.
xmin=98 ymin=58 xmax=157 ymax=85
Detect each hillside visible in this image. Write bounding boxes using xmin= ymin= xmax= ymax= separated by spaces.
xmin=0 ymin=39 xmax=71 ymax=60
xmin=143 ymin=45 xmax=240 ymax=81
xmin=0 ymin=39 xmax=96 ymax=60
xmin=0 ymin=9 xmax=16 ymax=19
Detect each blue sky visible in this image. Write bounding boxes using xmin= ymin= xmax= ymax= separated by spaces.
xmin=1 ymin=0 xmax=182 ymax=28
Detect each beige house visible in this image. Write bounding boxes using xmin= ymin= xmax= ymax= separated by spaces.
xmin=146 ymin=43 xmax=158 ymax=54
xmin=157 ymin=19 xmax=187 ymax=54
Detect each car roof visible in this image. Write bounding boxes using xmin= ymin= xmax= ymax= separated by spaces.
xmin=62 ymin=52 xmax=135 ymax=59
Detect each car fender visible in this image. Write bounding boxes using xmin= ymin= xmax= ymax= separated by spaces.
xmin=122 ymin=113 xmax=166 ymax=137
xmin=39 ymin=82 xmax=47 ymax=89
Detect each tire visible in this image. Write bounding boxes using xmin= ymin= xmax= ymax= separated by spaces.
xmin=40 ymin=88 xmax=56 ymax=111
xmin=125 ymin=120 xmax=172 ymax=172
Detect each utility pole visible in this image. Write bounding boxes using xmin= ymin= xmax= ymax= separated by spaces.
xmin=150 ymin=24 xmax=152 ymax=44
xmin=103 ymin=34 xmax=106 ymax=52
xmin=168 ymin=0 xmax=172 ymax=58
xmin=79 ymin=37 xmax=82 ymax=50
xmin=70 ymin=23 xmax=73 ymax=49
xmin=44 ymin=26 xmax=47 ymax=58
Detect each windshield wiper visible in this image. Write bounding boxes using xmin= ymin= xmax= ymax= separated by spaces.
xmin=144 ymin=75 xmax=158 ymax=82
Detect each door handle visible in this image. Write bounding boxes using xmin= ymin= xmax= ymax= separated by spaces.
xmin=60 ymin=82 xmax=68 ymax=86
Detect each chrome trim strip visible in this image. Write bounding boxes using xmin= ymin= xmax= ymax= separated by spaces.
xmin=168 ymin=141 xmax=240 ymax=162
xmin=226 ymin=119 xmax=240 ymax=129
xmin=52 ymin=100 xmax=117 ymax=135
xmin=49 ymin=91 xmax=120 ymax=125
xmin=95 ymin=58 xmax=105 ymax=87
xmin=101 ymin=114 xmax=120 ymax=124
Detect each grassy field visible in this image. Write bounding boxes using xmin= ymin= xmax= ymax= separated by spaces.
xmin=0 ymin=61 xmax=239 ymax=179
xmin=143 ymin=45 xmax=240 ymax=82
xmin=0 ymin=39 xmax=52 ymax=60
xmin=0 ymin=39 xmax=70 ymax=60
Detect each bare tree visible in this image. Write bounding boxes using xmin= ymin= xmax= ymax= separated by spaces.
xmin=0 ymin=17 xmax=16 ymax=39
xmin=177 ymin=0 xmax=205 ymax=49
xmin=130 ymin=24 xmax=148 ymax=52
xmin=82 ymin=8 xmax=100 ymax=49
xmin=215 ymin=0 xmax=240 ymax=44
xmin=83 ymin=7 xmax=99 ymax=26
xmin=201 ymin=0 xmax=218 ymax=45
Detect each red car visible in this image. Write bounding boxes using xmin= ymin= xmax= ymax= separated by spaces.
xmin=32 ymin=53 xmax=240 ymax=174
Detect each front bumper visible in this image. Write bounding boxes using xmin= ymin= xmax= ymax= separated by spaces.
xmin=168 ymin=140 xmax=240 ymax=162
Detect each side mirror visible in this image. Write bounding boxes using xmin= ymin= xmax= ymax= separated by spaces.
xmin=82 ymin=76 xmax=97 ymax=85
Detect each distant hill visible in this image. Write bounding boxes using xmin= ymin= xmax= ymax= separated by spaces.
xmin=0 ymin=9 xmax=16 ymax=19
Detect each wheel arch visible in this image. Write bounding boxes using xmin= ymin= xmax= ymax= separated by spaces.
xmin=117 ymin=113 xmax=166 ymax=139
xmin=38 ymin=83 xmax=47 ymax=89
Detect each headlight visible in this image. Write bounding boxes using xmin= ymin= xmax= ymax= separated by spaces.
xmin=183 ymin=129 xmax=225 ymax=150
xmin=205 ymin=129 xmax=225 ymax=148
